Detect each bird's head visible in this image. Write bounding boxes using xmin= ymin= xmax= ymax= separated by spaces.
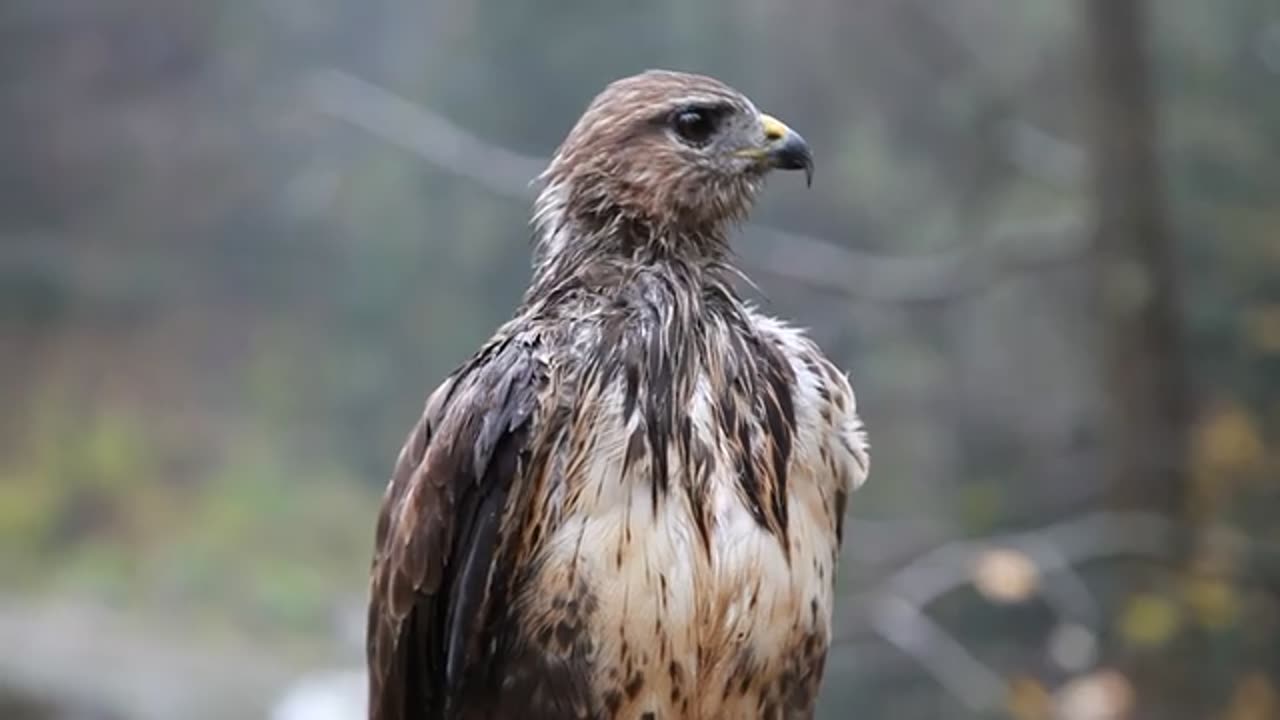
xmin=534 ymin=70 xmax=813 ymax=252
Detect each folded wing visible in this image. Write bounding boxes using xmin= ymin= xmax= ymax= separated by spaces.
xmin=366 ymin=335 xmax=544 ymax=720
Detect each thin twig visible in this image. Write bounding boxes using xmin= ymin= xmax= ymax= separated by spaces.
xmin=837 ymin=512 xmax=1172 ymax=712
xmin=304 ymin=68 xmax=1087 ymax=304
xmin=871 ymin=594 xmax=1010 ymax=712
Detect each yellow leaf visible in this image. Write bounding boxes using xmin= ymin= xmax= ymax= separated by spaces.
xmin=1183 ymin=576 xmax=1239 ymax=630
xmin=1244 ymin=305 xmax=1280 ymax=354
xmin=1195 ymin=403 xmax=1265 ymax=474
xmin=1120 ymin=593 xmax=1181 ymax=648
xmin=973 ymin=548 xmax=1040 ymax=604
xmin=1007 ymin=674 xmax=1051 ymax=720
xmin=1190 ymin=402 xmax=1265 ymax=517
xmin=1226 ymin=672 xmax=1277 ymax=720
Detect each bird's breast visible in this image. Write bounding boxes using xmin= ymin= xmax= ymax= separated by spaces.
xmin=518 ymin=369 xmax=841 ymax=719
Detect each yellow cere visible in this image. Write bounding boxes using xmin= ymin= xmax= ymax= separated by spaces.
xmin=760 ymin=113 xmax=791 ymax=141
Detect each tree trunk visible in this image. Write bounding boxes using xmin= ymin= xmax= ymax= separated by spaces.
xmin=1083 ymin=1 xmax=1200 ymax=716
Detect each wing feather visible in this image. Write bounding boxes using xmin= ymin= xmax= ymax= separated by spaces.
xmin=367 ymin=335 xmax=544 ymax=720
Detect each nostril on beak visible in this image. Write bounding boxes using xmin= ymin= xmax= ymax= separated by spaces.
xmin=760 ymin=114 xmax=789 ymax=143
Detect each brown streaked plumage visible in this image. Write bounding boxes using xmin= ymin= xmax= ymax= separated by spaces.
xmin=367 ymin=70 xmax=869 ymax=720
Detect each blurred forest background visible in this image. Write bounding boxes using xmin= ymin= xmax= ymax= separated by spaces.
xmin=2 ymin=0 xmax=1278 ymax=718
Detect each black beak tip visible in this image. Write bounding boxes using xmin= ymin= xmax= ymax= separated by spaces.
xmin=771 ymin=133 xmax=815 ymax=188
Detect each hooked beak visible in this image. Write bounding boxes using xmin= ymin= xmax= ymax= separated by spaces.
xmin=759 ymin=113 xmax=814 ymax=187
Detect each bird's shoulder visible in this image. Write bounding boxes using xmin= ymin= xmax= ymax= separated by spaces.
xmin=368 ymin=325 xmax=550 ymax=718
xmin=743 ymin=308 xmax=870 ymax=491
xmin=742 ymin=308 xmax=850 ymax=399
xmin=375 ymin=330 xmax=543 ymax=555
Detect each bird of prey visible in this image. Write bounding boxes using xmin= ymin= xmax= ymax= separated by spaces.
xmin=367 ymin=70 xmax=869 ymax=720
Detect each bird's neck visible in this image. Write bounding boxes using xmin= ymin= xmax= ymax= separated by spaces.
xmin=526 ymin=183 xmax=736 ymax=302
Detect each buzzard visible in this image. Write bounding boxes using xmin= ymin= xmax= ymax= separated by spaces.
xmin=367 ymin=70 xmax=869 ymax=720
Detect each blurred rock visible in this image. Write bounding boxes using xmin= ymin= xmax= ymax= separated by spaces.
xmin=0 ymin=597 xmax=293 ymax=720
xmin=271 ymin=668 xmax=366 ymax=720
xmin=0 ymin=682 xmax=123 ymax=720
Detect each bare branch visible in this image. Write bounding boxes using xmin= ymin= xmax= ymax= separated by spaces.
xmin=1002 ymin=120 xmax=1087 ymax=188
xmin=306 ymin=69 xmax=544 ymax=201
xmin=871 ymin=594 xmax=1010 ymax=712
xmin=859 ymin=512 xmax=1167 ymax=616
xmin=835 ymin=512 xmax=1172 ymax=711
xmin=737 ymin=216 xmax=1087 ymax=304
xmin=305 ymin=68 xmax=1087 ymax=304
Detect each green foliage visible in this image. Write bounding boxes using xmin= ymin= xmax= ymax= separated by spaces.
xmin=2 ymin=0 xmax=1279 ymax=715
xmin=0 ymin=385 xmax=377 ymax=636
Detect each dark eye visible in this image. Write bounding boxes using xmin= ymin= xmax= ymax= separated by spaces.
xmin=672 ymin=108 xmax=717 ymax=146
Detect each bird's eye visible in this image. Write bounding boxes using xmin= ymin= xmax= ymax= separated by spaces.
xmin=672 ymin=108 xmax=717 ymax=146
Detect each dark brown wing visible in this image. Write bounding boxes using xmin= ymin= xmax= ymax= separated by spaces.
xmin=367 ymin=334 xmax=543 ymax=720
